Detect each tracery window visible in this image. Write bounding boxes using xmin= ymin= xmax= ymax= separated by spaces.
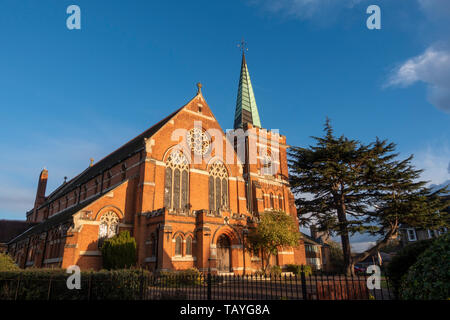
xmin=98 ymin=211 xmax=119 ymax=247
xmin=208 ymin=162 xmax=228 ymax=212
xmin=187 ymin=128 xmax=211 ymax=155
xmin=164 ymin=150 xmax=189 ymax=210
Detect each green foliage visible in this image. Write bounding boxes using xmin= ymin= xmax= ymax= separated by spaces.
xmin=158 ymin=268 xmax=203 ymax=287
xmin=285 ymin=264 xmax=312 ymax=277
xmin=0 ymin=268 xmax=149 ymax=300
xmin=400 ymin=233 xmax=450 ymax=300
xmin=327 ymin=241 xmax=345 ymax=273
xmin=0 ymin=253 xmax=19 ymax=271
xmin=386 ymin=239 xmax=433 ymax=299
xmin=288 ymin=118 xmax=450 ymax=274
xmin=247 ymin=210 xmax=300 ymax=273
xmin=268 ymin=265 xmax=282 ymax=276
xmin=101 ymin=231 xmax=137 ymax=270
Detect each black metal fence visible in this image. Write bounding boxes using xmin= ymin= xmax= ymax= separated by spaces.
xmin=0 ymin=272 xmax=393 ymax=300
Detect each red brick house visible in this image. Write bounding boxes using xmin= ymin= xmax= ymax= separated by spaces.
xmin=6 ymin=54 xmax=306 ymax=273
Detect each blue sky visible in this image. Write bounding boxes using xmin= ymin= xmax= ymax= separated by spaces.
xmin=0 ymin=1 xmax=449 ymax=249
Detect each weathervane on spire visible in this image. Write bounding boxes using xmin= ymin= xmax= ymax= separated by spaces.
xmin=237 ymin=38 xmax=248 ymax=55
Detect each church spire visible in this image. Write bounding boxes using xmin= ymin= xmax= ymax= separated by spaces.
xmin=233 ymin=47 xmax=262 ymax=129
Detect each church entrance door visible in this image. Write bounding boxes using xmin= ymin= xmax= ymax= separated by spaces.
xmin=217 ymin=235 xmax=231 ymax=273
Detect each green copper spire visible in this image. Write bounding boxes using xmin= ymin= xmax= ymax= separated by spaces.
xmin=234 ymin=53 xmax=262 ymax=129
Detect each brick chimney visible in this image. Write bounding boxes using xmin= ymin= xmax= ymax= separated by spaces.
xmin=34 ymin=168 xmax=48 ymax=210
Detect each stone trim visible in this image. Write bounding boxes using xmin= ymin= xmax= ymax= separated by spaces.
xmin=79 ymin=250 xmax=102 ymax=256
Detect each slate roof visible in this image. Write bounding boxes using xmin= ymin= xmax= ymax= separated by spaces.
xmin=300 ymin=232 xmax=324 ymax=246
xmin=8 ymin=192 xmax=104 ymax=244
xmin=0 ymin=220 xmax=36 ymax=244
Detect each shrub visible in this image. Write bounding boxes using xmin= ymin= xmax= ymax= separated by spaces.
xmin=101 ymin=231 xmax=137 ymax=270
xmin=386 ymin=239 xmax=433 ymax=299
xmin=0 ymin=268 xmax=149 ymax=300
xmin=158 ymin=268 xmax=203 ymax=287
xmin=268 ymin=265 xmax=282 ymax=276
xmin=0 ymin=253 xmax=19 ymax=271
xmin=400 ymin=233 xmax=450 ymax=300
xmin=285 ymin=264 xmax=312 ymax=277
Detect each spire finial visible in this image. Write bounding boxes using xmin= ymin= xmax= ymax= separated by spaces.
xmin=237 ymin=38 xmax=248 ymax=56
xmin=196 ymin=82 xmax=202 ymax=94
xmin=90 ymin=158 xmax=94 ymax=167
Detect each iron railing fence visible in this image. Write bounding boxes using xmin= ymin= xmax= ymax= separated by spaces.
xmin=0 ymin=272 xmax=393 ymax=301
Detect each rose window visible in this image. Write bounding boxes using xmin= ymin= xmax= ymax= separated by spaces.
xmin=187 ymin=128 xmax=210 ymax=155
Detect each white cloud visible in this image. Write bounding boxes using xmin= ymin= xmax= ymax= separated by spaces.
xmin=412 ymin=142 xmax=450 ymax=186
xmin=248 ymin=0 xmax=367 ymax=22
xmin=417 ymin=0 xmax=450 ymax=21
xmin=351 ymin=241 xmax=376 ymax=253
xmin=386 ymin=46 xmax=450 ymax=112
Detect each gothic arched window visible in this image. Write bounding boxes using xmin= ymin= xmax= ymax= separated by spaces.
xmin=186 ymin=236 xmax=192 ymax=256
xmin=278 ymin=194 xmax=283 ymax=211
xmin=150 ymin=233 xmax=157 ymax=257
xmin=208 ymin=162 xmax=228 ymax=212
xmin=175 ymin=235 xmax=182 ymax=256
xmin=164 ymin=150 xmax=189 ymax=210
xmin=98 ymin=211 xmax=119 ymax=247
xmin=270 ymin=193 xmax=274 ymax=209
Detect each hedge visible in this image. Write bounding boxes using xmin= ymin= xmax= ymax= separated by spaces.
xmin=0 ymin=268 xmax=149 ymax=300
xmin=285 ymin=264 xmax=312 ymax=277
xmin=400 ymin=233 xmax=450 ymax=300
xmin=386 ymin=238 xmax=433 ymax=299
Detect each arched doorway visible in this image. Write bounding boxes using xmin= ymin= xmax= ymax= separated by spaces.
xmin=217 ymin=234 xmax=231 ymax=273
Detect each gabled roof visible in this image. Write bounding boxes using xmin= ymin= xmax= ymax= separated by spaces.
xmin=234 ymin=53 xmax=262 ymax=129
xmin=300 ymin=232 xmax=323 ymax=246
xmin=37 ymin=105 xmax=185 ymax=210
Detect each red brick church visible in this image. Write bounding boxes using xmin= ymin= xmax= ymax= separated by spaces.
xmin=6 ymin=53 xmax=307 ymax=273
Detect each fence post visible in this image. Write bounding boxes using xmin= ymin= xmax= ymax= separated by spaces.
xmin=207 ymin=272 xmax=211 ymax=300
xmin=300 ymin=266 xmax=307 ymax=300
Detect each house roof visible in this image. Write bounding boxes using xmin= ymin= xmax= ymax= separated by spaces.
xmin=300 ymin=232 xmax=323 ymax=246
xmin=0 ymin=220 xmax=36 ymax=244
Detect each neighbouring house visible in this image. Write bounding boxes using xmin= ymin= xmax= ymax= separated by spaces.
xmin=399 ymin=225 xmax=448 ymax=247
xmin=5 ymin=53 xmax=308 ymax=273
xmin=300 ymin=226 xmax=332 ymax=271
xmin=0 ymin=220 xmax=36 ymax=253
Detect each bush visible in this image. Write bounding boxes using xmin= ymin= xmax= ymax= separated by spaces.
xmin=400 ymin=233 xmax=450 ymax=300
xmin=0 ymin=253 xmax=19 ymax=271
xmin=101 ymin=231 xmax=137 ymax=270
xmin=268 ymin=265 xmax=282 ymax=276
xmin=386 ymin=239 xmax=433 ymax=299
xmin=285 ymin=264 xmax=312 ymax=277
xmin=158 ymin=268 xmax=203 ymax=287
xmin=0 ymin=268 xmax=149 ymax=300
